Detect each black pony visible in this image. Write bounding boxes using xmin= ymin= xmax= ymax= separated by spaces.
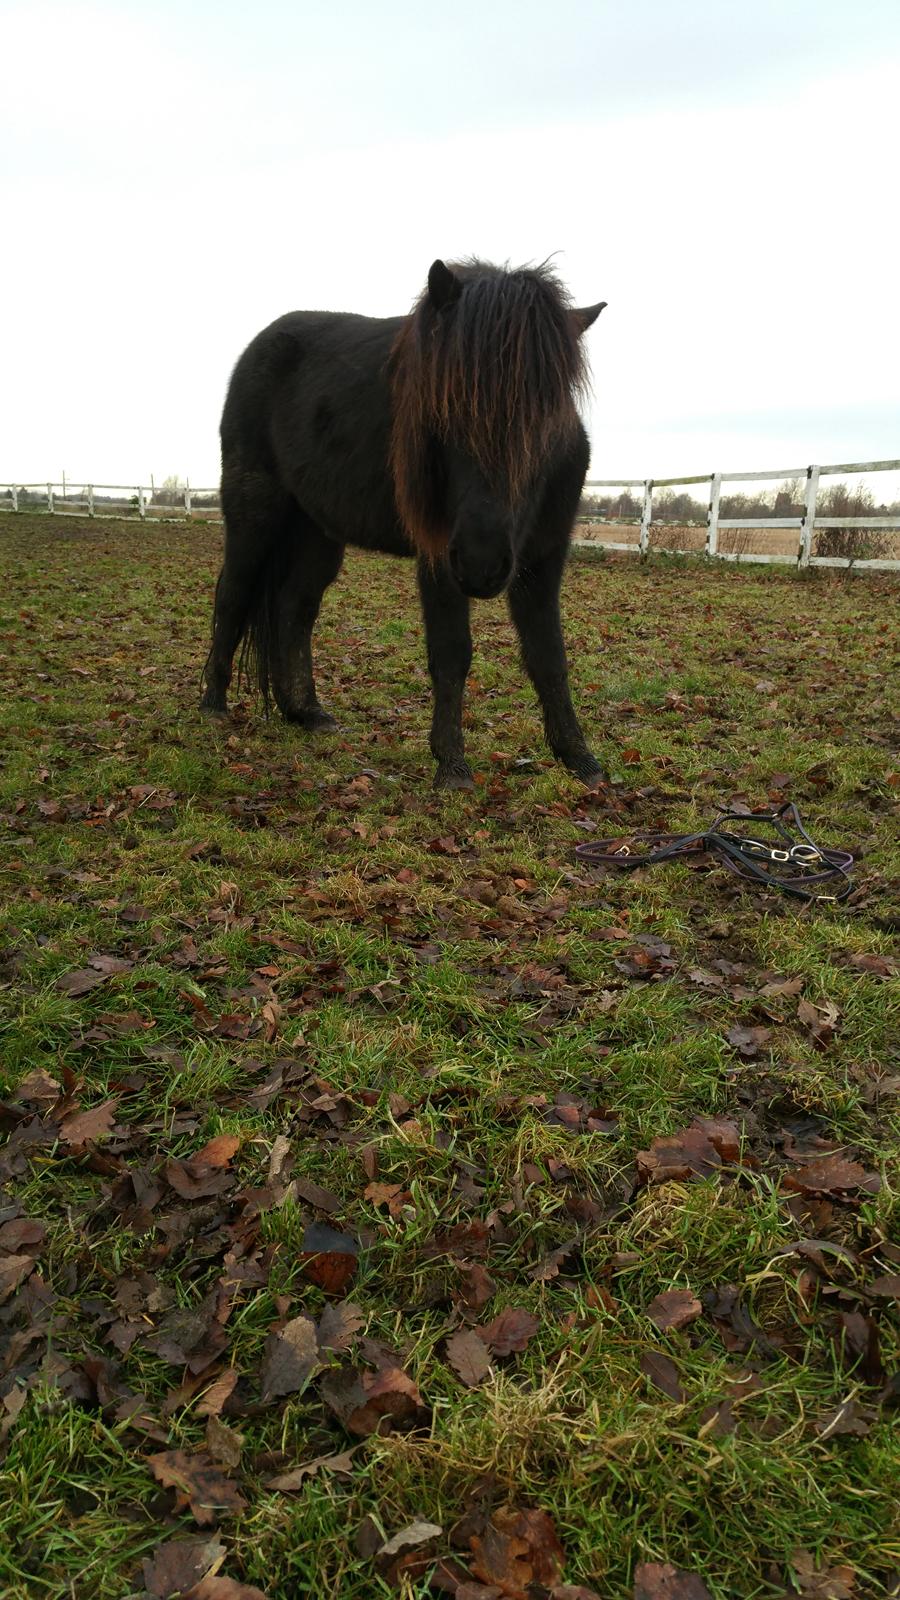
xmin=201 ymin=258 xmax=606 ymax=788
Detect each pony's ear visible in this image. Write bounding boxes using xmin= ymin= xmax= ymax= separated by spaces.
xmin=572 ymin=301 xmax=607 ymax=334
xmin=427 ymin=259 xmax=462 ymax=310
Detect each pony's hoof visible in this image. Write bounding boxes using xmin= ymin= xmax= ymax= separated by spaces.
xmin=304 ymin=710 xmax=338 ymax=733
xmin=434 ymin=764 xmax=475 ymax=791
xmin=560 ymin=752 xmax=607 ymax=789
xmin=200 ymin=697 xmax=229 ymax=719
xmin=582 ymin=767 xmax=610 ymax=792
xmin=285 ymin=707 xmax=337 ymax=732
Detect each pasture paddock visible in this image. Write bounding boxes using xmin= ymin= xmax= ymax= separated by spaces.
xmin=0 ymin=513 xmax=897 ymax=1600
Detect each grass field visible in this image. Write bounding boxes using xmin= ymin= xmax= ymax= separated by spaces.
xmin=0 ymin=512 xmax=898 ymax=1600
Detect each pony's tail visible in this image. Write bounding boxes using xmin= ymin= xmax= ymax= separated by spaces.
xmin=200 ymin=569 xmax=224 ymax=699
xmin=235 ymin=541 xmax=292 ymax=714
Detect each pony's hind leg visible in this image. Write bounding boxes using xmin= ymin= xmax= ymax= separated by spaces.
xmin=200 ymin=467 xmax=288 ymax=716
xmin=270 ymin=516 xmax=344 ymax=729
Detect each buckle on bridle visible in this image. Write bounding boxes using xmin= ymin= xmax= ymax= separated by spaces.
xmin=722 ymin=833 xmax=767 ymax=856
xmin=790 ymin=845 xmax=822 ymax=864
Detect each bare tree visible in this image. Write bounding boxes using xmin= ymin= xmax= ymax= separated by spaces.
xmin=815 ymin=481 xmax=891 ymax=561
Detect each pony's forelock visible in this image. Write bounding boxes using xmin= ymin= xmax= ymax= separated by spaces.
xmin=390 ymin=260 xmax=588 ymax=553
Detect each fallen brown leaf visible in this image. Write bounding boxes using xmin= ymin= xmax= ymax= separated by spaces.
xmin=790 ymin=1548 xmax=856 ymax=1599
xmin=868 ymin=1274 xmax=900 ymax=1299
xmin=640 ymin=1351 xmax=686 ymax=1402
xmin=783 ymin=1155 xmax=880 ymax=1200
xmin=322 ymin=1363 xmax=428 ymax=1437
xmin=183 ymin=1580 xmax=270 ymax=1600
xmin=299 ymin=1221 xmax=359 ymax=1295
xmin=317 ymin=1299 xmax=365 ymax=1353
xmin=848 ymin=952 xmax=897 ymax=978
xmin=759 ymin=975 xmax=805 ymax=998
xmin=378 ymin=1520 xmax=443 ymax=1560
xmin=12 ymin=1067 xmax=60 ymax=1103
xmin=87 ymin=952 xmax=134 ymax=975
xmin=195 ymin=1369 xmax=239 ymax=1417
xmin=837 ymin=1312 xmax=884 ymax=1385
xmin=470 ymin=1507 xmax=565 ymax=1598
xmin=294 ymin=1175 xmax=342 ymax=1213
xmin=59 ymin=1099 xmax=118 ymax=1148
xmin=147 ymin=1449 xmax=246 ymax=1525
xmin=192 ymin=1134 xmax=241 ymax=1168
xmin=447 ymin=1328 xmax=492 ymax=1387
xmin=702 ymin=1284 xmax=781 ymax=1357
xmin=203 ymin=1412 xmax=242 ymax=1471
xmin=476 ymin=1307 xmax=539 ymax=1357
xmin=364 ymin=1180 xmax=407 ymax=1213
xmin=165 ymin=1159 xmax=234 ymax=1201
xmin=268 ymin=1449 xmax=356 ymax=1491
xmin=814 ymin=1399 xmax=874 ymax=1439
xmin=646 ymin=1289 xmax=702 ymax=1333
xmin=637 ymin=1118 xmax=748 ymax=1185
xmin=797 ymin=996 xmax=840 ymax=1049
xmin=458 ymin=1262 xmax=497 ymax=1310
xmin=56 ymin=967 xmax=111 ymax=997
xmin=142 ymin=1534 xmax=225 ymax=1598
xmin=633 ymin=1562 xmax=713 ymax=1599
xmin=0 ymin=1217 xmax=46 ymax=1252
xmin=259 ymin=1315 xmax=320 ymax=1403
xmin=0 ymin=1253 xmax=37 ymax=1304
xmin=725 ymin=1023 xmax=772 ymax=1059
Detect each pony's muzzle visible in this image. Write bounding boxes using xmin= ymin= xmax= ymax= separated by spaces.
xmin=449 ymin=545 xmax=513 ymax=600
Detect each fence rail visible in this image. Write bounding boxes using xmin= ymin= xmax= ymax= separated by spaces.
xmin=576 ymin=458 xmax=900 ymax=571
xmin=1 ymin=459 xmax=899 ymax=571
xmin=0 ymin=481 xmax=220 ymax=519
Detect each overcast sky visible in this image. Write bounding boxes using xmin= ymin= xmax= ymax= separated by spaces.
xmin=3 ymin=0 xmax=899 ymax=493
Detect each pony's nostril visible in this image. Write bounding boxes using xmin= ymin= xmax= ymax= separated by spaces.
xmin=447 ymin=544 xmax=512 ymax=596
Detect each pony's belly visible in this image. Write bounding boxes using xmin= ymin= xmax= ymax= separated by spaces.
xmin=294 ymin=489 xmax=415 ymax=561
xmin=345 ymin=521 xmax=415 ymax=559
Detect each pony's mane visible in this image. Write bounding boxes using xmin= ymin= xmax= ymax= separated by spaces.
xmin=390 ymin=260 xmax=588 ymax=553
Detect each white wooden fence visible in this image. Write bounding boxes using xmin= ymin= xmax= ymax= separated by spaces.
xmin=1 ymin=458 xmax=899 ymax=571
xmin=575 ymin=457 xmax=900 ymax=571
xmin=0 ymin=481 xmax=220 ymax=520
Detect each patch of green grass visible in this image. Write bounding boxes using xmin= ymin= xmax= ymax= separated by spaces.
xmin=0 ymin=514 xmax=898 ymax=1600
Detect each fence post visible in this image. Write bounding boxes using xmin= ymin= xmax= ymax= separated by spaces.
xmin=11 ymin=485 xmax=18 ymax=512
xmin=137 ymin=486 xmax=146 ymax=519
xmin=185 ymin=480 xmax=192 ymax=520
xmin=639 ymin=480 xmax=653 ymax=558
xmin=87 ymin=485 xmax=94 ymax=517
xmin=706 ymin=472 xmax=721 ymax=558
xmin=47 ymin=482 xmax=54 ymax=513
xmin=799 ymin=465 xmax=819 ymax=567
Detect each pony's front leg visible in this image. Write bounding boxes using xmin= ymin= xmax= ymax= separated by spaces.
xmin=507 ymin=551 xmax=605 ymax=787
xmin=417 ymin=559 xmax=474 ymax=790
